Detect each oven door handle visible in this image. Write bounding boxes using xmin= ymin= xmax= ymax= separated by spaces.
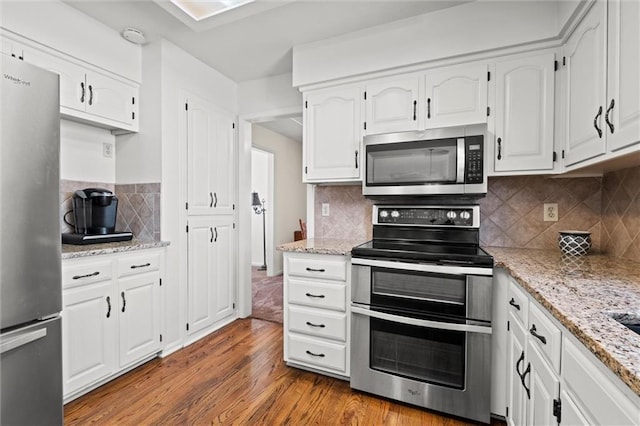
xmin=351 ymin=257 xmax=493 ymax=277
xmin=351 ymin=304 xmax=492 ymax=335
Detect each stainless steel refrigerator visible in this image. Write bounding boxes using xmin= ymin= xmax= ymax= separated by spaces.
xmin=0 ymin=55 xmax=63 ymax=424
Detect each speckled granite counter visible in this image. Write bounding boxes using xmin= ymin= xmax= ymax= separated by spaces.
xmin=277 ymin=238 xmax=366 ymax=256
xmin=62 ymin=239 xmax=170 ymax=259
xmin=487 ymin=246 xmax=640 ymax=397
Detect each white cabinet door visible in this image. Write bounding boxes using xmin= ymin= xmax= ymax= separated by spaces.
xmin=186 ymin=95 xmax=235 ymax=215
xmin=118 ymin=271 xmax=161 ymax=367
xmin=526 ymin=343 xmax=560 ymax=426
xmin=424 ymin=63 xmax=488 ymax=128
xmin=563 ymin=0 xmax=607 ymax=166
xmin=507 ymin=313 xmax=527 ymax=426
xmin=606 ymin=0 xmax=640 ymax=152
xmin=86 ymin=71 xmax=137 ymax=127
xmin=62 ymin=281 xmax=117 ymax=397
xmin=494 ymin=52 xmax=556 ymax=172
xmin=304 ymin=86 xmax=361 ymax=182
xmin=364 ymin=75 xmax=420 ymax=135
xmin=187 ymin=216 xmax=235 ymax=335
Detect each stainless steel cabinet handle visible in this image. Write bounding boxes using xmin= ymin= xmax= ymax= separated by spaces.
xmin=0 ymin=328 xmax=47 ymax=354
xmin=121 ymin=291 xmax=126 ymax=313
xmin=209 ymin=192 xmax=214 ymax=208
xmin=73 ymin=271 xmax=99 ymax=280
xmin=305 ymin=293 xmax=325 ymax=299
xmin=305 ymin=321 xmax=326 ymax=328
xmin=594 ymin=105 xmax=603 ymax=138
xmin=497 ymin=137 xmax=502 ymax=160
xmin=605 ymin=98 xmax=615 ymax=134
xmin=130 ymin=263 xmax=151 ymax=269
xmin=106 ymin=296 xmax=111 ymax=318
xmin=509 ymin=297 xmax=520 ymax=310
xmin=305 ymin=350 xmax=325 ymax=358
xmin=529 ymin=324 xmax=547 ymax=345
xmin=305 ymin=267 xmax=325 ymax=272
xmin=80 ymin=82 xmax=85 ymax=103
xmin=88 ymin=85 xmax=93 ymax=105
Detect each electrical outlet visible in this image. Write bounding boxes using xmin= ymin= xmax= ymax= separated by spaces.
xmin=103 ymin=142 xmax=113 ymax=158
xmin=544 ymin=203 xmax=559 ymax=222
xmin=321 ymin=203 xmax=330 ymax=217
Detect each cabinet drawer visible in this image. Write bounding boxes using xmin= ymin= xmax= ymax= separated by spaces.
xmin=288 ymin=306 xmax=347 ymax=341
xmin=118 ymin=252 xmax=160 ymax=278
xmin=62 ymin=260 xmax=112 ymax=288
xmin=288 ymin=334 xmax=346 ymax=373
xmin=528 ymin=302 xmax=561 ymax=372
xmin=288 ymin=278 xmax=346 ymax=311
xmin=288 ymin=256 xmax=347 ymax=281
xmin=507 ymin=280 xmax=529 ymax=327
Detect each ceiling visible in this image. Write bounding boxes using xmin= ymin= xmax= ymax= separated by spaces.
xmin=63 ymin=0 xmax=470 ymax=142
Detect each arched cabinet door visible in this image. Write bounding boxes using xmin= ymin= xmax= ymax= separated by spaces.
xmin=364 ymin=75 xmax=421 ymax=135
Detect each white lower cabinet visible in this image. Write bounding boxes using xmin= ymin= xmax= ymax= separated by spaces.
xmin=283 ymin=252 xmax=350 ymax=378
xmin=499 ymin=268 xmax=640 ymax=425
xmin=62 ymin=248 xmax=164 ymax=402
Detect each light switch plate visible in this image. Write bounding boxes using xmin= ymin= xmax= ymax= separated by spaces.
xmin=321 ymin=203 xmax=330 ymax=217
xmin=544 ymin=203 xmax=559 ymax=222
xmin=103 ymin=142 xmax=113 ymax=158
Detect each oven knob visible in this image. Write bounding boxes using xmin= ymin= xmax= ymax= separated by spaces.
xmin=460 ymin=211 xmax=471 ymax=220
xmin=446 ymin=210 xmax=457 ymax=220
xmin=391 ymin=210 xmax=400 ymax=218
xmin=379 ymin=210 xmax=389 ymax=218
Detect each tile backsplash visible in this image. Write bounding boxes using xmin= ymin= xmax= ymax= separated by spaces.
xmin=313 ymin=166 xmax=640 ymax=262
xmin=60 ymin=180 xmax=161 ymax=241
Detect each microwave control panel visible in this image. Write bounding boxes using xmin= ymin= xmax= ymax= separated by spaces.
xmin=464 ymin=136 xmax=484 ymax=184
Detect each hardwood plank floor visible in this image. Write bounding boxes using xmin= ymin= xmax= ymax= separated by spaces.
xmin=65 ymin=319 xmax=502 ymax=425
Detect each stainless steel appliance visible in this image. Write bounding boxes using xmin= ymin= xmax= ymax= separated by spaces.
xmin=362 ymin=127 xmax=486 ymax=197
xmin=350 ymin=205 xmax=493 ymax=424
xmin=62 ymin=188 xmax=132 ymax=245
xmin=1 ymin=55 xmax=63 ymax=424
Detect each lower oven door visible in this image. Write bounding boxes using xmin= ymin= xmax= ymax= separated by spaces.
xmin=350 ymin=304 xmax=492 ymax=424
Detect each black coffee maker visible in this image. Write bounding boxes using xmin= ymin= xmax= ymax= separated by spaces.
xmin=72 ymin=188 xmax=118 ymax=234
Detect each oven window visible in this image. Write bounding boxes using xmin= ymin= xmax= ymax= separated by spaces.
xmin=370 ymin=317 xmax=465 ymax=389
xmin=366 ymin=139 xmax=457 ymax=186
xmin=372 ymin=268 xmax=466 ymax=305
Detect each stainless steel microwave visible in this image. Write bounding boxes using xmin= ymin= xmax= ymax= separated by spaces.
xmin=362 ymin=128 xmax=486 ymax=197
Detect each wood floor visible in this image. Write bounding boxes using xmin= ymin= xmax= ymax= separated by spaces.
xmin=65 ymin=319 xmax=500 ymax=425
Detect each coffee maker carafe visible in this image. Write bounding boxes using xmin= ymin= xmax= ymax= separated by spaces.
xmin=72 ymin=188 xmax=118 ymax=235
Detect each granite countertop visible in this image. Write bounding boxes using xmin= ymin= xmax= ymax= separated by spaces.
xmin=62 ymin=239 xmax=170 ymax=259
xmin=487 ymin=246 xmax=640 ymax=397
xmin=277 ymin=238 xmax=367 ymax=256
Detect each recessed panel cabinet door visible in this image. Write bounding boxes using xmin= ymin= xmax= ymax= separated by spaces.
xmin=187 ymin=218 xmax=216 ymax=335
xmin=86 ymin=72 xmax=137 ymax=127
xmin=212 ymin=114 xmax=236 ymax=215
xmin=494 ymin=52 xmax=556 ymax=172
xmin=424 ymin=63 xmax=488 ymax=128
xmin=506 ymin=314 xmax=527 ymax=426
xmin=526 ymin=343 xmax=560 ymax=426
xmin=304 ymin=86 xmax=361 ymax=182
xmin=365 ymin=76 xmax=420 ymax=135
xmin=606 ymin=0 xmax=640 ymax=152
xmin=211 ymin=219 xmax=235 ymax=322
xmin=118 ymin=272 xmax=161 ymax=367
xmin=563 ymin=0 xmax=607 ymax=166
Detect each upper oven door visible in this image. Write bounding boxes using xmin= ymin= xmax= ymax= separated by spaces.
xmin=364 ymin=133 xmax=465 ymax=197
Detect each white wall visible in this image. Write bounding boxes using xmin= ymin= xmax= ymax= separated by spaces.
xmin=60 ymin=120 xmax=115 ymax=183
xmin=293 ymin=0 xmax=566 ymax=87
xmin=252 ymin=124 xmax=306 ymax=275
xmin=238 ymin=72 xmax=301 ymax=118
xmin=251 ymin=149 xmax=271 ymax=267
xmin=0 ymin=0 xmax=141 ymax=82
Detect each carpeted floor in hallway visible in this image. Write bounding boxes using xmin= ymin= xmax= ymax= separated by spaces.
xmin=251 ymin=266 xmax=283 ymax=323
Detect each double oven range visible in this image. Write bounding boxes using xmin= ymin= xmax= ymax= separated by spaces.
xmin=350 ymin=205 xmax=493 ymax=424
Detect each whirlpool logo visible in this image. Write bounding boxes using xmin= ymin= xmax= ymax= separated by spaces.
xmin=407 ymin=388 xmax=422 ymax=397
xmin=3 ymin=73 xmax=31 ymax=86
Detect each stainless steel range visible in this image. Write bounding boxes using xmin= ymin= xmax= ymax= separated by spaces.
xmin=350 ymin=205 xmax=493 ymax=424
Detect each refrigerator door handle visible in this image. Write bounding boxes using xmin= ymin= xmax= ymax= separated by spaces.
xmin=0 ymin=328 xmax=47 ymax=354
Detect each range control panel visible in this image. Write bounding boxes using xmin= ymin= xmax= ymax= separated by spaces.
xmin=374 ymin=205 xmax=479 ymax=228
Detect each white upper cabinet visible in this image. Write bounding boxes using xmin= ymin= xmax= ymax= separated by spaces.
xmin=563 ymin=0 xmax=608 ymax=166
xmin=493 ymin=51 xmax=556 ymax=173
xmin=424 ymin=62 xmax=489 ymax=128
xmin=364 ymin=75 xmax=421 ymax=135
xmin=186 ymin=94 xmax=236 ymax=216
xmin=605 ymin=0 xmax=640 ymax=152
xmin=303 ymin=85 xmax=362 ymax=182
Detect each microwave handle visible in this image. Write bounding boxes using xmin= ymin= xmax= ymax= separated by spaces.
xmin=456 ymin=138 xmax=465 ymax=184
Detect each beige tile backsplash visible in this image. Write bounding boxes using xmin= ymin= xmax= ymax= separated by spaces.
xmin=60 ymin=180 xmax=161 ymax=241
xmin=601 ymin=166 xmax=640 ymax=262
xmin=314 ymin=185 xmax=374 ymax=241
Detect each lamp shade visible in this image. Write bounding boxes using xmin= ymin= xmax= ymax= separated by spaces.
xmin=251 ymin=192 xmax=261 ymax=207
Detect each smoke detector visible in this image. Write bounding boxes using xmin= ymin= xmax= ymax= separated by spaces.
xmin=121 ymin=28 xmax=146 ymax=45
